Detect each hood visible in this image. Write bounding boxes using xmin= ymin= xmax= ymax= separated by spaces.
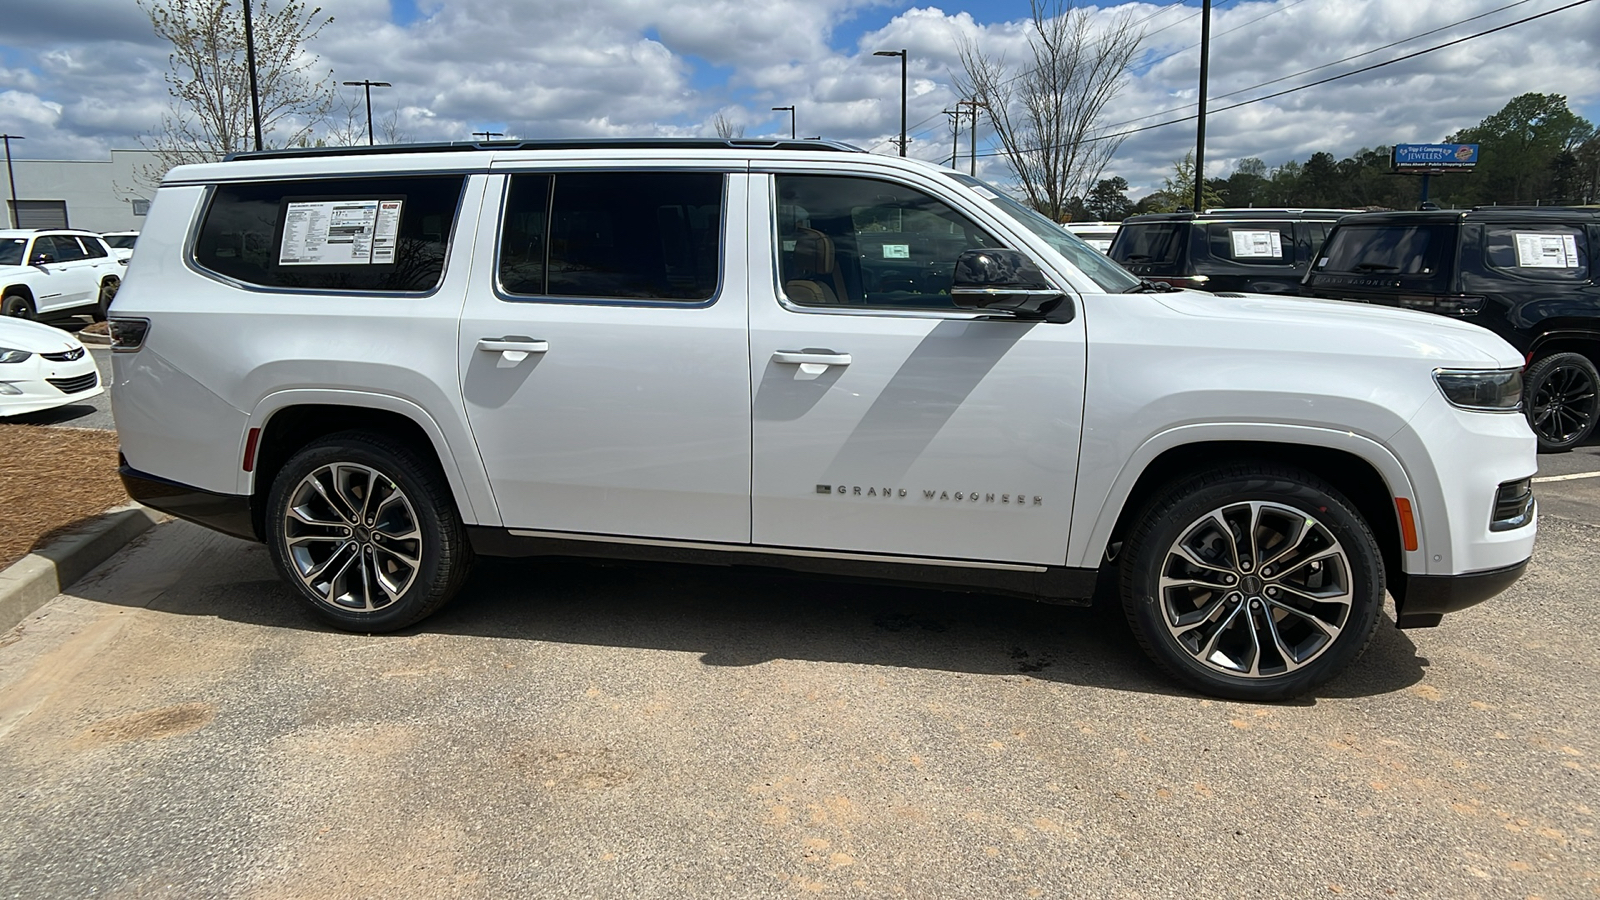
xmin=0 ymin=318 xmax=87 ymax=354
xmin=1155 ymin=289 xmax=1520 ymax=368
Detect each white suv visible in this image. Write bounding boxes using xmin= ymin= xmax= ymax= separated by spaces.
xmin=1 ymin=229 xmax=126 ymax=320
xmin=108 ymin=139 xmax=1536 ymax=699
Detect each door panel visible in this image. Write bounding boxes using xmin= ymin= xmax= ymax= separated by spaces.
xmin=748 ymin=173 xmax=1086 ymax=565
xmin=457 ymin=169 xmax=752 ymax=543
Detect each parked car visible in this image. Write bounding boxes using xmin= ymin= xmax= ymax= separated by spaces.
xmin=1110 ymin=208 xmax=1359 ymax=294
xmin=1063 ymin=221 xmax=1119 ymax=253
xmin=0 ymin=317 xmax=103 ymax=416
xmin=101 ymin=231 xmax=139 ymax=263
xmin=1302 ymin=207 xmax=1600 ymax=452
xmin=1 ymin=229 xmax=126 ymax=320
xmin=109 ymin=139 xmax=1535 ymax=700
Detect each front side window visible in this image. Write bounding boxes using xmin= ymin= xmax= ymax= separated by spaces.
xmin=45 ymin=235 xmax=89 ymax=262
xmin=775 ymin=174 xmax=998 ymax=309
xmin=195 ymin=175 xmax=465 ymax=292
xmin=498 ymin=171 xmax=723 ymax=302
xmin=1482 ymin=224 xmax=1589 ymax=283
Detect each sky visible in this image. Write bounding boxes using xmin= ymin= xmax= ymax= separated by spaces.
xmin=0 ymin=0 xmax=1596 ymax=199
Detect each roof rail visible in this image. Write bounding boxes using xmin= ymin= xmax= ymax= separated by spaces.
xmin=225 ymin=137 xmax=867 ymax=162
xmin=1202 ymin=207 xmax=1364 ymax=215
xmin=1469 ymin=205 xmax=1599 ymax=213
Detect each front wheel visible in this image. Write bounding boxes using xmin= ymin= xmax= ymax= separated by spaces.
xmin=1525 ymin=352 xmax=1599 ymax=453
xmin=2 ymin=293 xmax=34 ymax=319
xmin=266 ymin=432 xmax=473 ymax=632
xmin=1119 ymin=464 xmax=1385 ymax=701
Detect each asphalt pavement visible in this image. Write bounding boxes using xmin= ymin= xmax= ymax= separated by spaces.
xmin=0 ymin=479 xmax=1596 ymax=897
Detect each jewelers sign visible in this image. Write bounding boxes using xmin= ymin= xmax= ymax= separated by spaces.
xmin=1392 ymin=143 xmax=1479 ymax=173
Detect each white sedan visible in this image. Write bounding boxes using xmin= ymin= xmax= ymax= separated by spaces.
xmin=0 ymin=318 xmax=103 ymax=416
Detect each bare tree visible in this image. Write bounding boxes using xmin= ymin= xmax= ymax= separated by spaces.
xmin=137 ymin=0 xmax=335 ymax=181
xmin=712 ymin=112 xmax=746 ymax=139
xmin=323 ymin=86 xmax=411 ymax=147
xmin=958 ymin=0 xmax=1143 ymax=221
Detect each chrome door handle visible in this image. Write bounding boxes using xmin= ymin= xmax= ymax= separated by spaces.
xmin=478 ymin=337 xmax=548 ymax=353
xmin=772 ymin=350 xmax=851 ymax=367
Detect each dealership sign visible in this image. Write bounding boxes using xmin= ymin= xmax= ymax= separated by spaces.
xmin=1392 ymin=143 xmax=1480 ymax=173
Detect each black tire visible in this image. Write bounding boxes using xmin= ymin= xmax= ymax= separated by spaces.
xmin=2 ymin=293 xmax=34 ymax=319
xmin=1525 ymin=352 xmax=1599 ymax=453
xmin=93 ymin=277 xmax=119 ymax=322
xmin=1119 ymin=463 xmax=1385 ymax=701
xmin=266 ymin=431 xmax=473 ymax=632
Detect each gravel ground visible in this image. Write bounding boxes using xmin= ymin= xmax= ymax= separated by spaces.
xmin=0 ymin=489 xmax=1594 ymax=898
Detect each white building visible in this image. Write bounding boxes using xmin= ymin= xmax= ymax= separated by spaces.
xmin=4 ymin=149 xmax=162 ymax=232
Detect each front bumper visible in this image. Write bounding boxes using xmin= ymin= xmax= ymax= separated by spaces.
xmin=1394 ymin=558 xmax=1529 ymax=628
xmin=120 ymin=461 xmax=258 ymax=541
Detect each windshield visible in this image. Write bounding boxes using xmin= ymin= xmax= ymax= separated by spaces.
xmin=0 ymin=239 xmax=23 ymax=267
xmin=949 ymin=174 xmax=1139 ymax=292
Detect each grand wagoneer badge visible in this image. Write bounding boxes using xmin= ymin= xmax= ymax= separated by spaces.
xmin=818 ymin=485 xmax=1042 ymax=505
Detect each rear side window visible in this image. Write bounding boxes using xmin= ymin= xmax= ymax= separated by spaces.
xmin=77 ymin=236 xmax=108 ymax=259
xmin=195 ymin=175 xmax=465 ymax=292
xmin=1314 ymin=224 xmax=1455 ymax=283
xmin=497 ymin=171 xmax=723 ymax=302
xmin=1204 ymin=222 xmax=1294 ymax=266
xmin=1483 ymin=224 xmax=1589 ymax=282
xmin=1110 ymin=224 xmax=1184 ymax=266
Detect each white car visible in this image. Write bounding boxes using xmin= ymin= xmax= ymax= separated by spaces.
xmin=0 ymin=317 xmax=103 ymax=416
xmin=101 ymin=231 xmax=139 ymax=264
xmin=1063 ymin=221 xmax=1119 ymax=253
xmin=108 ymin=139 xmax=1536 ymax=699
xmin=1 ymin=229 xmax=126 ymax=320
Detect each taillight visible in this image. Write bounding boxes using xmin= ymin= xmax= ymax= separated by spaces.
xmin=108 ymin=317 xmax=150 ymax=352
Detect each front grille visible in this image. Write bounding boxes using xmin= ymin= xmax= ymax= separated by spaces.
xmin=47 ymin=372 xmax=99 ymax=394
xmin=1490 ymin=478 xmax=1534 ymax=532
xmin=42 ymin=347 xmax=85 ymax=362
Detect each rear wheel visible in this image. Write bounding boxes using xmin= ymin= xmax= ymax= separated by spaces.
xmin=1525 ymin=352 xmax=1599 ymax=453
xmin=2 ymin=293 xmax=33 ymax=319
xmin=266 ymin=431 xmax=473 ymax=632
xmin=1119 ymin=464 xmax=1385 ymax=701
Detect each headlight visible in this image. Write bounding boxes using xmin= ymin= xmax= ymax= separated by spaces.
xmin=0 ymin=347 xmax=30 ymax=364
xmin=1434 ymin=368 xmax=1522 ymax=411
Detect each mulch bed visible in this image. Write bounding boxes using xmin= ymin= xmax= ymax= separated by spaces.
xmin=0 ymin=424 xmax=128 ymax=570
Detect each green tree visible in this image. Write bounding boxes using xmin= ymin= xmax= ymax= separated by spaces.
xmin=1445 ymin=93 xmax=1594 ymax=204
xmin=1083 ymin=176 xmax=1134 ymax=220
xmin=1146 ymin=151 xmax=1222 ymax=212
xmin=1220 ymin=157 xmax=1267 ymax=207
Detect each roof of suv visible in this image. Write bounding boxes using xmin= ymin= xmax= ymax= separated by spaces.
xmin=226 ymin=137 xmax=866 ymax=162
xmin=0 ymin=228 xmax=106 ymax=240
xmin=1123 ymin=208 xmax=1363 ymax=223
xmin=1331 ymin=207 xmax=1600 ymax=226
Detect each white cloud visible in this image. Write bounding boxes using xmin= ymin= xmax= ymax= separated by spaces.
xmin=0 ymin=0 xmax=1593 ymax=199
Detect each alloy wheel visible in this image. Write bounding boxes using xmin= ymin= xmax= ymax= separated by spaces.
xmin=281 ymin=462 xmax=422 ymax=611
xmin=1531 ymin=364 xmax=1596 ymax=445
xmin=1157 ymin=501 xmax=1353 ymax=679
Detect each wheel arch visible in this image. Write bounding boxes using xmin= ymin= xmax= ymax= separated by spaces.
xmin=1527 ymin=330 xmax=1600 ymax=369
xmin=1 ymin=284 xmax=35 ymax=305
xmin=1074 ymin=427 xmax=1417 ymax=600
xmin=244 ymin=392 xmax=497 ymax=540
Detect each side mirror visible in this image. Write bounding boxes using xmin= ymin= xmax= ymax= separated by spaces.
xmin=950 ymin=248 xmax=1066 ymax=318
xmin=31 ymin=252 xmax=54 ymax=266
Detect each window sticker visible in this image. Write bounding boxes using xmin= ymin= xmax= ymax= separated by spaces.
xmin=882 ymin=244 xmax=910 ymax=259
xmin=1513 ymin=233 xmax=1579 ymax=268
xmin=279 ymin=199 xmax=404 ymax=265
xmin=1230 ymin=229 xmax=1282 ymax=259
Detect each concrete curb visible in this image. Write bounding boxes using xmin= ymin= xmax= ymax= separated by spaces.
xmin=0 ymin=504 xmax=165 ymax=633
xmin=76 ymin=328 xmax=111 ymax=346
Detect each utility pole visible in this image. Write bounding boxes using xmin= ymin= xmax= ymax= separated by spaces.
xmin=771 ymin=106 xmax=796 ymax=140
xmin=957 ymin=99 xmax=981 ymax=176
xmin=342 ymin=79 xmax=393 ymax=146
xmin=1 ymin=134 xmax=21 ymax=228
xmin=243 ymin=0 xmax=263 ymax=150
xmin=942 ymin=109 xmax=960 ymax=168
xmin=1193 ymin=0 xmax=1212 ymax=212
xmin=472 ymin=130 xmax=505 ymax=141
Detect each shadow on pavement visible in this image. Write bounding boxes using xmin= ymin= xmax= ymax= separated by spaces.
xmin=5 ymin=403 xmax=101 ymax=427
xmin=70 ymin=529 xmax=1427 ymax=702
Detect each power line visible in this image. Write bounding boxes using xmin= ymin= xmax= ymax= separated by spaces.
xmin=975 ymin=0 xmax=1595 ymax=159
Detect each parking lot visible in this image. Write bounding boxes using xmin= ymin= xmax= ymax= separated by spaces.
xmin=0 ymin=456 xmax=1595 ymax=897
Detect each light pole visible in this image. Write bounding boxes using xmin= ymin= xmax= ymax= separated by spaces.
xmin=1193 ymin=0 xmax=1212 ymax=212
xmin=873 ymin=49 xmax=907 ymax=157
xmin=1 ymin=134 xmax=21 ymax=228
xmin=342 ymin=79 xmax=392 ymax=146
xmin=242 ymin=0 xmax=263 ymax=150
xmin=772 ymin=106 xmax=795 ymax=139
xmin=472 ymin=130 xmax=505 ymax=141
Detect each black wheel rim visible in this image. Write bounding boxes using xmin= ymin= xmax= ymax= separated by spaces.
xmin=1532 ymin=364 xmax=1597 ymax=445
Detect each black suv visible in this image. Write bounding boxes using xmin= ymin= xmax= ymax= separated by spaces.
xmin=1302 ymin=207 xmax=1600 ymax=451
xmin=1108 ymin=208 xmax=1357 ymax=294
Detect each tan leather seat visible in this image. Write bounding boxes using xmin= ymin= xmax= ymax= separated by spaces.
xmin=784 ymin=227 xmax=849 ymax=304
